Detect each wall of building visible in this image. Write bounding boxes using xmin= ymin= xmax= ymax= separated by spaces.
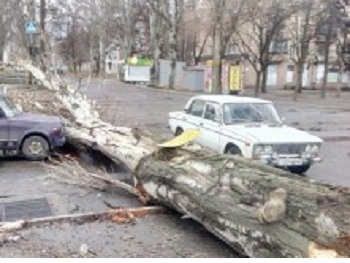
xmin=159 ymin=59 xmax=205 ymax=92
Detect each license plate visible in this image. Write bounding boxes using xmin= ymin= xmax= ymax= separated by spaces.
xmin=278 ymin=158 xmax=303 ymax=166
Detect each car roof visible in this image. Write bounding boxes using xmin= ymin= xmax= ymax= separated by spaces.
xmin=191 ymin=95 xmax=271 ymax=105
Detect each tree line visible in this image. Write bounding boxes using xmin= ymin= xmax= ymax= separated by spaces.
xmin=0 ymin=0 xmax=348 ymax=99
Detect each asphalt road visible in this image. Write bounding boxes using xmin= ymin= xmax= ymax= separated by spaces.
xmin=84 ymin=80 xmax=350 ymax=187
xmin=0 ymin=81 xmax=349 ymax=257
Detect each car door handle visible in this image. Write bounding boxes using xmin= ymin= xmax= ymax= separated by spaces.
xmin=199 ymin=123 xmax=204 ymax=127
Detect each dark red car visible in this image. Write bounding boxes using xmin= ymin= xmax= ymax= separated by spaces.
xmin=0 ymin=95 xmax=65 ymax=160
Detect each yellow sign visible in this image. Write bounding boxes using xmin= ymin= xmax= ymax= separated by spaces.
xmin=229 ymin=66 xmax=242 ymax=91
xmin=158 ymin=130 xmax=201 ymax=148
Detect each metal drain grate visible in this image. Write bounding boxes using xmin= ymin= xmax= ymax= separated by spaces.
xmin=0 ymin=198 xmax=52 ymax=222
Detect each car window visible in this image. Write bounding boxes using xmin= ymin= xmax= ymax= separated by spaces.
xmin=204 ymin=103 xmax=221 ymax=122
xmin=188 ymin=100 xmax=206 ymax=117
xmin=223 ymin=103 xmax=282 ymax=125
xmin=0 ymin=98 xmax=19 ymax=118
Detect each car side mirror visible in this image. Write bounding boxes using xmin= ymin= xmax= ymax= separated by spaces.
xmin=184 ymin=108 xmax=189 ymax=113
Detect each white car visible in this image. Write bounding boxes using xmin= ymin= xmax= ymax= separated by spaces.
xmin=169 ymin=95 xmax=323 ymax=174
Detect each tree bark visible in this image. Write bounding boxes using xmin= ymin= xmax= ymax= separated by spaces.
xmin=18 ymin=62 xmax=350 ymax=258
xmin=294 ymin=63 xmax=304 ymax=101
xmin=135 ymin=150 xmax=350 ymax=258
xmin=40 ymin=0 xmax=46 ymax=73
xmin=336 ymin=65 xmax=343 ymax=98
xmin=150 ymin=9 xmax=160 ymax=86
xmin=168 ymin=22 xmax=177 ymax=90
xmin=212 ymin=11 xmax=223 ymax=94
xmin=255 ymin=71 xmax=261 ymax=97
xmin=321 ymin=6 xmax=334 ymax=99
xmin=261 ymin=68 xmax=268 ymax=93
xmin=99 ymin=34 xmax=106 ymax=77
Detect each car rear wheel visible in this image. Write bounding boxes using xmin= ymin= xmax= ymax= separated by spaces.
xmin=288 ymin=165 xmax=311 ymax=175
xmin=22 ymin=136 xmax=50 ymax=161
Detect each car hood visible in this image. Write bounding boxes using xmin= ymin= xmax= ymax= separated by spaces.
xmin=223 ymin=124 xmax=323 ymax=144
xmin=11 ymin=113 xmax=62 ymax=124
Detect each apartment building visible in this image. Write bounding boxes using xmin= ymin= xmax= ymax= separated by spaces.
xmin=187 ymin=0 xmax=350 ymax=90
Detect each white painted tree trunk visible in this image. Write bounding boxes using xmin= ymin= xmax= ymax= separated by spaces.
xmin=150 ymin=9 xmax=160 ymax=86
xmin=168 ymin=21 xmax=177 ymax=89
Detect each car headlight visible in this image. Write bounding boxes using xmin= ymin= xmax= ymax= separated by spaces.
xmin=254 ymin=145 xmax=264 ymax=155
xmin=305 ymin=144 xmax=321 ymax=157
xmin=305 ymin=145 xmax=312 ymax=153
xmin=310 ymin=145 xmax=320 ymax=154
xmin=254 ymin=145 xmax=274 ymax=157
xmin=306 ymin=144 xmax=320 ymax=154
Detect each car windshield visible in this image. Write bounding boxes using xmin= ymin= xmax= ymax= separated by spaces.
xmin=223 ymin=103 xmax=282 ymax=125
xmin=0 ymin=97 xmax=20 ymax=118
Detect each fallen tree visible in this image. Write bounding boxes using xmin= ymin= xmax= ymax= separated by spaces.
xmin=10 ymin=62 xmax=350 ymax=258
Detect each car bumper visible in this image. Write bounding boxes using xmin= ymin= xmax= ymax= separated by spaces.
xmin=260 ymin=156 xmax=322 ymax=167
xmin=51 ymin=136 xmax=66 ymax=148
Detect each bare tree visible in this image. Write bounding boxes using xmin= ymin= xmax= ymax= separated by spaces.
xmin=320 ymin=0 xmax=347 ymax=98
xmin=335 ymin=17 xmax=350 ymax=98
xmin=149 ymin=3 xmax=162 ymax=86
xmin=288 ymin=0 xmax=321 ymax=101
xmin=236 ymin=0 xmax=295 ymax=97
xmin=210 ymin=0 xmax=246 ymax=94
xmin=148 ymin=0 xmax=184 ymax=89
xmin=211 ymin=0 xmax=225 ymax=94
xmin=180 ymin=0 xmax=211 ymax=65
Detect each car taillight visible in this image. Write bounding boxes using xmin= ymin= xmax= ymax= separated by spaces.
xmin=51 ymin=127 xmax=62 ymax=137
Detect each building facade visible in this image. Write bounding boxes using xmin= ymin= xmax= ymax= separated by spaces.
xmin=185 ymin=0 xmax=350 ymax=91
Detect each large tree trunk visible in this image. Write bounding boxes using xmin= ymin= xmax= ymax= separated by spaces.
xmin=255 ymin=71 xmax=261 ymax=97
xmin=168 ymin=22 xmax=177 ymax=90
xmin=212 ymin=21 xmax=222 ymax=94
xmin=135 ymin=150 xmax=350 ymax=258
xmin=18 ymin=62 xmax=350 ymax=258
xmin=40 ymin=0 xmax=47 ymax=73
xmin=150 ymin=9 xmax=160 ymax=86
xmin=261 ymin=69 xmax=268 ymax=94
xmin=321 ymin=9 xmax=333 ymax=99
xmin=336 ymin=65 xmax=343 ymax=98
xmin=294 ymin=63 xmax=304 ymax=102
xmin=99 ymin=34 xmax=106 ymax=77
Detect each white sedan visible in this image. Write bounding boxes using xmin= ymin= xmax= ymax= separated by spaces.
xmin=168 ymin=95 xmax=323 ymax=174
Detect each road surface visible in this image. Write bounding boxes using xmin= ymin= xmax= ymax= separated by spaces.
xmin=0 ymin=81 xmax=349 ymax=257
xmin=84 ymin=80 xmax=350 ymax=187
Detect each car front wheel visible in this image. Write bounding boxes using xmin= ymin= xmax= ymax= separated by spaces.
xmin=225 ymin=145 xmax=242 ymax=156
xmin=22 ymin=136 xmax=50 ymax=161
xmin=288 ymin=165 xmax=311 ymax=175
